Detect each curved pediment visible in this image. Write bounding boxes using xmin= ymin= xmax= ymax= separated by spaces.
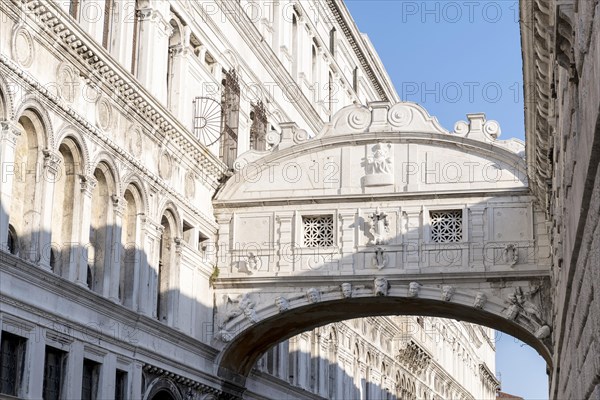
xmin=216 ymin=102 xmax=526 ymax=204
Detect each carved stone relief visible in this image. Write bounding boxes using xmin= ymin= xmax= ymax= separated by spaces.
xmin=363 ymin=143 xmax=393 ymax=186
xmin=371 ymin=247 xmax=389 ymax=270
xmin=12 ymin=25 xmax=34 ymax=68
xmin=374 ymin=277 xmax=388 ymax=296
xmin=368 ymin=207 xmax=390 ymax=245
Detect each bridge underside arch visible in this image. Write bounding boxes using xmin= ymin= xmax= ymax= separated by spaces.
xmin=215 ymin=284 xmax=552 ymax=384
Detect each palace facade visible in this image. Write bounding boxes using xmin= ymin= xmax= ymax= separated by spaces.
xmin=0 ymin=0 xmax=497 ymax=398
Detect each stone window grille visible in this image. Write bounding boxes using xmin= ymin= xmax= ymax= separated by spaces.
xmin=249 ymin=101 xmax=268 ymax=151
xmin=0 ymin=332 xmax=27 ymax=396
xmin=302 ymin=216 xmax=334 ymax=248
xmin=430 ymin=210 xmax=463 ymax=243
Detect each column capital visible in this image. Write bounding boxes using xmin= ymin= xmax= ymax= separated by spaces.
xmin=42 ymin=148 xmax=62 ymax=174
xmin=111 ymin=194 xmax=128 ymax=216
xmin=1 ymin=120 xmax=23 ymax=146
xmin=79 ymin=174 xmax=97 ymax=197
xmin=137 ymin=7 xmax=173 ymax=37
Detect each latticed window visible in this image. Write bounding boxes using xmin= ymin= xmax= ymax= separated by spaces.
xmin=303 ymin=216 xmax=334 ymax=247
xmin=430 ymin=210 xmax=463 ymax=243
xmin=220 ymin=69 xmax=241 ymax=169
xmin=249 ymin=101 xmax=268 ymax=151
xmin=0 ymin=332 xmax=26 ymax=396
xmin=43 ymin=346 xmax=67 ymax=400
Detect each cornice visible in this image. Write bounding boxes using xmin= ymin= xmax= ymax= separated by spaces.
xmin=520 ymin=0 xmax=553 ymax=211
xmin=325 ymin=0 xmax=398 ymax=102
xmin=9 ymin=0 xmax=227 ymax=182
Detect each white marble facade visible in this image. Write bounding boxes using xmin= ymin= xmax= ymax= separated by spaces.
xmin=0 ymin=0 xmax=512 ymax=399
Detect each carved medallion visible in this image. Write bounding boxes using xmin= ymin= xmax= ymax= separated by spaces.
xmin=12 ymin=25 xmax=34 ymax=68
xmin=159 ymin=151 xmax=172 ymax=180
xmin=127 ymin=126 xmax=143 ymax=157
xmin=96 ymin=97 xmax=113 ymax=131
xmin=184 ymin=171 xmax=196 ymax=199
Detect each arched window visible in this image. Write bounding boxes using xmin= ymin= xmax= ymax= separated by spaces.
xmin=50 ymin=139 xmax=82 ymax=276
xmin=291 ymin=13 xmax=298 ymax=78
xmin=131 ymin=0 xmax=141 ymax=74
xmin=329 ymin=27 xmax=336 ymax=56
xmin=167 ymin=17 xmax=182 ymax=111
xmin=69 ymin=0 xmax=79 ymax=20
xmin=158 ymin=211 xmax=176 ymax=321
xmin=10 ymin=112 xmax=43 ymax=261
xmin=312 ymin=44 xmax=318 ymax=84
xmin=7 ymin=225 xmax=17 ymax=255
xmin=120 ymin=186 xmax=141 ymax=308
xmin=88 ymin=164 xmax=115 ymax=294
xmin=102 ymin=0 xmax=114 ymax=50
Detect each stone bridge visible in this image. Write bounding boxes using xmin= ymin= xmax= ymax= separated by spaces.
xmin=211 ymin=102 xmax=552 ymax=388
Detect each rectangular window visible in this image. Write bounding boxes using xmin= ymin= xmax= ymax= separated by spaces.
xmin=182 ymin=221 xmax=194 ymax=245
xmin=115 ymin=369 xmax=128 ymax=400
xmin=81 ymin=358 xmax=101 ymax=400
xmin=0 ymin=332 xmax=27 ymax=396
xmin=43 ymin=346 xmax=67 ymax=400
xmin=303 ymin=215 xmax=334 ymax=247
xmin=198 ymin=231 xmax=209 ymax=255
xmin=430 ymin=210 xmax=463 ymax=243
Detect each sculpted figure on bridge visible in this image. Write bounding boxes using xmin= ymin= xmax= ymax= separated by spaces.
xmin=364 ymin=143 xmax=394 ymax=186
xmin=341 ymin=282 xmax=353 ymax=298
xmin=504 ymin=286 xmax=543 ymax=323
xmin=275 ymin=296 xmax=290 ymax=312
xmin=369 ymin=207 xmax=390 ymax=245
xmin=374 ymin=277 xmax=388 ymax=296
xmin=474 ymin=292 xmax=487 ymax=309
xmin=239 ymin=294 xmax=259 ymax=324
xmin=441 ymin=285 xmax=455 ymax=301
xmin=408 ymin=282 xmax=421 ymax=298
xmin=306 ymin=288 xmax=321 ymax=303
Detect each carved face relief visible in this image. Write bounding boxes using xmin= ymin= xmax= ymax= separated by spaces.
xmin=306 ymin=288 xmax=320 ymax=303
xmin=408 ymin=282 xmax=421 ymax=298
xmin=474 ymin=292 xmax=487 ymax=309
xmin=275 ymin=296 xmax=289 ymax=312
xmin=374 ymin=277 xmax=388 ymax=296
xmin=341 ymin=283 xmax=352 ymax=298
xmin=441 ymin=285 xmax=455 ymax=301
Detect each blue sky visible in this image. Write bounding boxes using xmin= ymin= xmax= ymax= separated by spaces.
xmin=346 ymin=0 xmax=526 ymax=141
xmin=345 ymin=1 xmax=547 ymax=398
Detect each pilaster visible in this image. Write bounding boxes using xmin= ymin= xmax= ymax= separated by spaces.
xmin=76 ymin=174 xmax=97 ymax=287
xmin=39 ymin=149 xmax=62 ymax=271
xmin=109 ymin=194 xmax=127 ymax=302
xmin=0 ymin=120 xmax=22 ymax=252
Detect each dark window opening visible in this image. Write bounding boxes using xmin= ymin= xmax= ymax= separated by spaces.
xmin=81 ymin=358 xmax=101 ymax=400
xmin=43 ymin=346 xmax=67 ymax=400
xmin=0 ymin=332 xmax=27 ymax=396
xmin=249 ymin=101 xmax=268 ymax=151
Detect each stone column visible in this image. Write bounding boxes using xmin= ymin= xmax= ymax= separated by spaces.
xmin=403 ymin=207 xmax=422 ymax=268
xmin=24 ymin=327 xmax=45 ymax=398
xmin=136 ymin=5 xmax=173 ymax=102
xmin=108 ymin=195 xmax=126 ymax=302
xmin=75 ymin=174 xmax=97 ymax=287
xmin=64 ymin=341 xmax=84 ymax=399
xmin=0 ymin=120 xmax=22 ymax=252
xmin=140 ymin=218 xmax=163 ymax=318
xmin=168 ymin=237 xmax=182 ymax=328
xmin=38 ymin=149 xmax=62 ymax=271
